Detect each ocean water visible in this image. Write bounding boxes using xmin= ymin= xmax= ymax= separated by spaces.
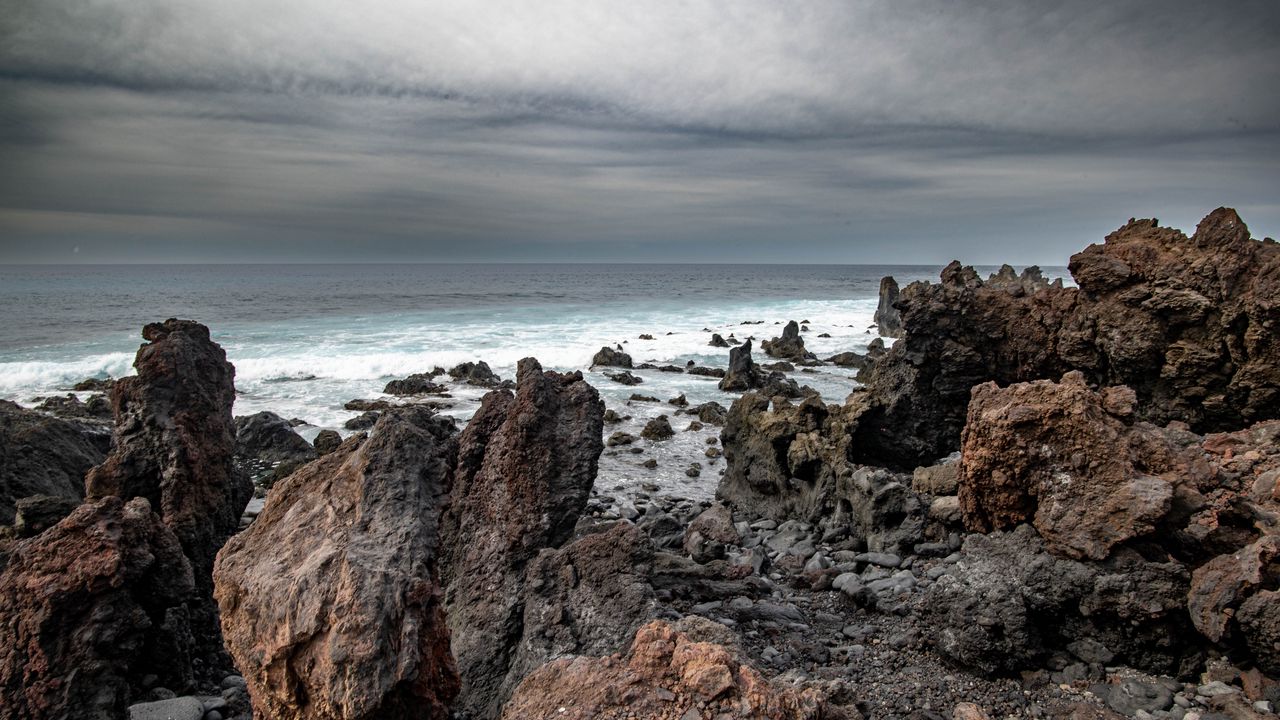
xmin=0 ymin=263 xmax=1065 ymax=502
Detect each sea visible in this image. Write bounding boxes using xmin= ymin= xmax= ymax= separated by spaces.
xmin=0 ymin=263 xmax=1066 ymax=502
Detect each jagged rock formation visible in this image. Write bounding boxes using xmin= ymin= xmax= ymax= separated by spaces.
xmin=591 ymin=346 xmax=633 ymax=368
xmin=214 ymin=409 xmax=459 ymax=720
xmin=0 ymin=399 xmax=105 ymax=524
xmin=383 ymin=372 xmax=448 ymax=395
xmin=710 ymin=333 xmax=731 ymax=347
xmin=874 ymin=276 xmax=903 ymax=338
xmin=718 ymin=341 xmax=802 ymax=398
xmin=10 ymin=494 xmax=80 ymax=538
xmin=0 ymin=497 xmax=196 ymax=719
xmin=501 ymin=620 xmax=845 ymax=719
xmin=448 ymin=360 xmax=506 ymax=387
xmin=762 ymin=320 xmax=812 ymax=360
xmin=83 ymin=319 xmax=252 ymax=657
xmin=440 ymin=358 xmax=606 ymax=719
xmin=848 ymin=209 xmax=1280 ymax=469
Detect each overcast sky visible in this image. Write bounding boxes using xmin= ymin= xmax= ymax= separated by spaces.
xmin=1 ymin=1 xmax=1277 ymax=264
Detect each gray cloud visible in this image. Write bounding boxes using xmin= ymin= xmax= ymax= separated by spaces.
xmin=1 ymin=1 xmax=1278 ymax=263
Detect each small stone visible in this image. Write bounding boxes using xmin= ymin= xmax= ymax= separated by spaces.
xmin=127 ymin=697 xmax=205 ymax=720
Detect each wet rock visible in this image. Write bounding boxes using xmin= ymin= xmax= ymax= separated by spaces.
xmin=501 ymin=620 xmax=841 ymax=719
xmin=710 ymin=333 xmax=731 ymax=348
xmin=641 ymin=415 xmax=675 ymax=441
xmin=591 ymin=346 xmax=633 ymax=368
xmin=312 ymin=429 xmax=342 ymax=455
xmin=719 ymin=340 xmax=765 ymax=392
xmin=233 ymin=411 xmax=317 ymax=483
xmin=213 ymin=409 xmax=459 ymax=720
xmin=694 ymin=401 xmax=729 ymax=426
xmin=344 ymin=410 xmax=380 ymax=430
xmin=84 ymin=319 xmax=252 ymax=654
xmin=848 ymin=209 xmax=1280 ymax=469
xmin=875 ymin=276 xmax=904 ymax=338
xmin=382 ymin=372 xmax=448 ymax=395
xmin=73 ymin=377 xmax=117 ymax=393
xmin=448 ymin=360 xmax=505 ymax=387
xmin=440 ymin=359 xmax=604 ymax=719
xmin=0 ymin=399 xmax=105 ymax=524
xmin=127 ymin=696 xmax=205 ymax=720
xmin=825 ymin=352 xmax=867 ymax=369
xmin=33 ymin=392 xmax=114 ymax=421
xmin=763 ymin=321 xmax=813 ymax=360
xmin=685 ymin=504 xmax=740 ymax=562
xmin=607 ymin=370 xmax=643 ymax=386
xmin=0 ymin=497 xmax=196 ymax=718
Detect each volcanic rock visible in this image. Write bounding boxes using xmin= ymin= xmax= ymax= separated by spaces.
xmin=0 ymin=497 xmax=196 ymax=718
xmin=591 ymin=346 xmax=633 ymax=368
xmin=440 ymin=358 xmax=605 ymax=719
xmin=448 ymin=360 xmax=505 ymax=387
xmin=233 ymin=410 xmax=317 ymax=483
xmin=641 ymin=415 xmax=675 ymax=441
xmin=606 ymin=370 xmax=643 ymax=385
xmin=874 ymin=276 xmax=904 ymax=338
xmin=213 ymin=409 xmax=459 ymax=720
xmin=762 ymin=321 xmax=813 ymax=360
xmin=0 ymin=399 xmax=105 ymax=524
xmin=312 ymin=428 xmax=342 ymax=455
xmin=501 ymin=620 xmax=843 ymax=719
xmin=383 ymin=372 xmax=448 ymax=396
xmin=33 ymin=392 xmax=113 ymax=421
xmin=719 ymin=340 xmax=764 ymax=392
xmin=710 ymin=333 xmax=731 ymax=347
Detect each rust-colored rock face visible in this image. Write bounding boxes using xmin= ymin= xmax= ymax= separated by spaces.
xmin=500 ymin=620 xmax=844 ymax=720
xmin=957 ymin=372 xmax=1186 ymax=560
xmin=0 ymin=497 xmax=195 ymax=720
xmin=850 ymin=208 xmax=1280 ymax=468
xmin=213 ymin=409 xmax=459 ymax=720
xmin=85 ymin=319 xmax=252 ymax=597
xmin=441 ymin=358 xmax=605 ymax=719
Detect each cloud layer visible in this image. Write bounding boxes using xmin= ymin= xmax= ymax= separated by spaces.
xmin=2 ymin=0 xmax=1278 ymax=263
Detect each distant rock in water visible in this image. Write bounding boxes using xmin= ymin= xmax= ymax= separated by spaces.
xmin=708 ymin=333 xmax=730 ymax=348
xmin=215 ymin=409 xmax=459 ymax=720
xmin=0 ymin=497 xmax=196 ymax=718
xmin=448 ymin=360 xmax=506 ymax=387
xmin=874 ymin=276 xmax=903 ymax=338
xmin=0 ymin=399 xmax=105 ymax=524
xmin=84 ymin=318 xmax=252 ymax=660
xmin=33 ymin=392 xmax=113 ymax=421
xmin=591 ymin=346 xmax=633 ymax=368
xmin=11 ymin=494 xmax=80 ymax=538
xmin=640 ymin=415 xmax=674 ymax=440
xmin=72 ymin=377 xmax=116 ymax=393
xmin=233 ymin=410 xmax=317 ymax=485
xmin=761 ymin=320 xmax=812 ymax=360
xmin=383 ymin=372 xmax=448 ymax=396
xmin=849 ymin=208 xmax=1280 ymax=468
xmin=718 ymin=340 xmax=764 ymax=392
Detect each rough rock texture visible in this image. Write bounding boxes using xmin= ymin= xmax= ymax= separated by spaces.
xmin=641 ymin=415 xmax=675 ymax=441
xmin=11 ymin=494 xmax=80 ymax=538
xmin=500 ymin=620 xmax=845 ymax=720
xmin=762 ymin=321 xmax=812 ymax=360
xmin=591 ymin=346 xmax=633 ymax=368
xmin=233 ymin=410 xmax=317 ymax=481
xmin=33 ymin=392 xmax=114 ymax=421
xmin=448 ymin=361 xmax=505 ymax=387
xmin=1188 ymin=536 xmax=1280 ymax=674
xmin=958 ymin=373 xmax=1182 ymax=560
xmin=83 ymin=319 xmax=253 ymax=656
xmin=440 ymin=358 xmax=605 ymax=719
xmin=719 ymin=340 xmax=765 ymax=392
xmin=499 ymin=521 xmax=658 ymax=706
xmin=848 ymin=209 xmax=1280 ymax=468
xmin=383 ymin=373 xmax=448 ymax=396
xmin=0 ymin=497 xmax=196 ymax=719
xmin=0 ymin=399 xmax=105 ymax=524
xmin=923 ymin=526 xmax=1195 ymax=676
xmin=313 ymin=428 xmax=342 ymax=455
xmin=874 ymin=276 xmax=903 ymax=338
xmin=213 ymin=409 xmax=459 ymax=720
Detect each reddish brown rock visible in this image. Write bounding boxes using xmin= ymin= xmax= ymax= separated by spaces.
xmin=440 ymin=358 xmax=605 ymax=719
xmin=957 ymin=372 xmax=1186 ymax=560
xmin=0 ymin=497 xmax=195 ymax=719
xmin=849 ymin=209 xmax=1280 ymax=469
xmin=1188 ymin=536 xmax=1280 ymax=644
xmin=500 ymin=620 xmax=845 ymax=720
xmin=213 ymin=408 xmax=459 ymax=720
xmin=85 ymin=320 xmax=252 ymax=599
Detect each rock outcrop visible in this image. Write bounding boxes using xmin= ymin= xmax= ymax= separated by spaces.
xmin=874 ymin=276 xmax=903 ymax=338
xmin=448 ymin=360 xmax=506 ymax=387
xmin=0 ymin=497 xmax=196 ymax=719
xmin=848 ymin=209 xmax=1280 ymax=469
xmin=501 ymin=620 xmax=845 ymax=720
xmin=214 ymin=409 xmax=459 ymax=720
xmin=383 ymin=372 xmax=448 ymax=396
xmin=440 ymin=358 xmax=605 ymax=719
xmin=762 ymin=321 xmax=812 ymax=360
xmin=233 ymin=410 xmax=317 ymax=484
xmin=83 ymin=319 xmax=252 ymax=655
xmin=718 ymin=341 xmax=802 ymax=397
xmin=591 ymin=346 xmax=633 ymax=368
xmin=0 ymin=399 xmax=106 ymax=524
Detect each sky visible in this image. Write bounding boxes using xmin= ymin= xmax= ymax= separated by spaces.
xmin=1 ymin=1 xmax=1278 ymax=265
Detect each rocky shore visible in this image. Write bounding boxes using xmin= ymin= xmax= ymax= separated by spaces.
xmin=1 ymin=208 xmax=1278 ymax=719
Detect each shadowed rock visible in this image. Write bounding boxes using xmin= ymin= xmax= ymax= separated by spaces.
xmin=214 ymin=409 xmax=459 ymax=720
xmin=0 ymin=399 xmax=105 ymax=524
xmin=762 ymin=320 xmax=812 ymax=360
xmin=874 ymin=276 xmax=903 ymax=337
xmin=0 ymin=497 xmax=195 ymax=719
xmin=591 ymin=346 xmax=633 ymax=368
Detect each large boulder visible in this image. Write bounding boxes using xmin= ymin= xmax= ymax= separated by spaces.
xmin=848 ymin=209 xmax=1280 ymax=469
xmin=84 ymin=319 xmax=252 ymax=656
xmin=0 ymin=497 xmax=196 ymax=719
xmin=501 ymin=620 xmax=844 ymax=719
xmin=957 ymin=373 xmax=1184 ymax=560
xmin=440 ymin=358 xmax=605 ymax=719
xmin=874 ymin=276 xmax=904 ymax=337
xmin=382 ymin=372 xmax=448 ymax=396
xmin=591 ymin=346 xmax=633 ymax=368
xmin=213 ymin=409 xmax=459 ymax=720
xmin=762 ymin=320 xmax=812 ymax=360
xmin=233 ymin=410 xmax=317 ymax=483
xmin=0 ymin=399 xmax=105 ymax=524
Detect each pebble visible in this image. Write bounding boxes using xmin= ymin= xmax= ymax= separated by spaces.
xmin=127 ymin=697 xmax=205 ymax=720
xmin=1197 ymin=681 xmax=1236 ymax=697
